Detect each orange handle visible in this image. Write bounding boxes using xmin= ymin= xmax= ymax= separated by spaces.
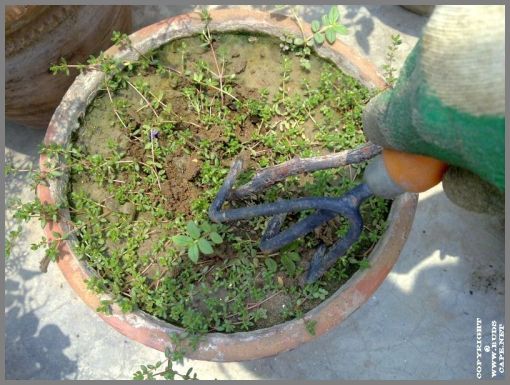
xmin=382 ymin=148 xmax=448 ymax=193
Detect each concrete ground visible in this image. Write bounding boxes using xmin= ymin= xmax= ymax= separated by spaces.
xmin=4 ymin=5 xmax=505 ymax=380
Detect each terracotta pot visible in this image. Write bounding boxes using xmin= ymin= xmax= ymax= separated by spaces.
xmin=6 ymin=5 xmax=132 ymax=128
xmin=38 ymin=9 xmax=418 ymax=361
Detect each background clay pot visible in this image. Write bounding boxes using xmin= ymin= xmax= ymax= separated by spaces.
xmin=6 ymin=5 xmax=132 ymax=128
xmin=38 ymin=9 xmax=418 ymax=361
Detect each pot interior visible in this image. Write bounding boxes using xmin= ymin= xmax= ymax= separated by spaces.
xmin=54 ymin=31 xmax=390 ymax=335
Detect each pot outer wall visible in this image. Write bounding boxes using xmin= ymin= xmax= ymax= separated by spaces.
xmin=39 ymin=8 xmax=419 ymax=362
xmin=6 ymin=5 xmax=132 ymax=129
xmin=401 ymin=5 xmax=435 ymax=17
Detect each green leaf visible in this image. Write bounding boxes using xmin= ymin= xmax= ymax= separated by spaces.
xmin=325 ymin=29 xmax=337 ymax=45
xmin=293 ymin=37 xmax=304 ymax=46
xmin=281 ymin=254 xmax=296 ymax=274
xmin=332 ymin=24 xmax=348 ymax=35
xmin=209 ymin=232 xmax=223 ymax=244
xmin=186 ymin=221 xmax=201 ymax=239
xmin=193 ymin=72 xmax=203 ymax=83
xmin=311 ymin=20 xmax=320 ymax=33
xmin=171 ymin=235 xmax=193 ymax=247
xmin=265 ymin=258 xmax=277 ymax=273
xmin=328 ymin=6 xmax=340 ymax=23
xmin=321 ymin=14 xmax=329 ymax=27
xmin=50 ymin=170 xmax=63 ymax=177
xmin=288 ymin=251 xmax=300 ymax=261
xmin=200 ymin=222 xmax=212 ymax=233
xmin=358 ymin=258 xmax=371 ymax=269
xmin=305 ymin=319 xmax=317 ymax=336
xmin=300 ymin=58 xmax=311 ymax=71
xmin=197 ymin=238 xmax=213 ymax=255
xmin=313 ymin=32 xmax=325 ymax=45
xmin=188 ymin=243 xmax=199 ymax=263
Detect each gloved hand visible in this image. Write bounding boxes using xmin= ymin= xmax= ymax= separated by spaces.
xmin=362 ymin=5 xmax=504 ymax=215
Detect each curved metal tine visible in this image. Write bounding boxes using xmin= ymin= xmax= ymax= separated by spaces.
xmin=209 ymin=157 xmax=245 ymax=223
xmin=304 ymin=208 xmax=364 ymax=284
xmin=211 ymin=195 xmax=352 ymax=223
xmin=235 ymin=184 xmax=373 ymax=255
xmin=259 ymin=209 xmax=337 ymax=253
xmin=260 ymin=212 xmax=287 ymax=244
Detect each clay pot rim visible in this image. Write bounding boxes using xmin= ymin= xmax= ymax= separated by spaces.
xmin=5 ymin=5 xmax=52 ymax=35
xmin=39 ymin=8 xmax=417 ymax=362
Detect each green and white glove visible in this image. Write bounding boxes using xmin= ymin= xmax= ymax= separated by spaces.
xmin=363 ymin=5 xmax=504 ymax=214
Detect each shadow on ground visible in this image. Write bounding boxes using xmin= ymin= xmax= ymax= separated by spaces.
xmin=5 ymin=120 xmax=46 ymax=274
xmin=5 ymin=273 xmax=78 ymax=379
xmin=5 ymin=121 xmax=79 ymax=379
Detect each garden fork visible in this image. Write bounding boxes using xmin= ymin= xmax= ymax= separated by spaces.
xmin=208 ymin=143 xmax=383 ymax=284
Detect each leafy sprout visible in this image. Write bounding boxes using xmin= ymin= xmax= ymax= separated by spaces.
xmin=171 ymin=221 xmax=223 ymax=263
xmin=382 ymin=34 xmax=402 ymax=86
xmin=310 ymin=6 xmax=348 ymax=45
xmin=277 ymin=6 xmax=349 ymax=71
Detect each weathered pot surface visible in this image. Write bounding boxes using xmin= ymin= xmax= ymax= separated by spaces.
xmin=6 ymin=5 xmax=132 ymax=128
xmin=38 ymin=8 xmax=418 ymax=361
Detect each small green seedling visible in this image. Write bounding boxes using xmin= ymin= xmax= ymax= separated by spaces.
xmin=382 ymin=34 xmax=402 ymax=86
xmin=309 ymin=7 xmax=348 ymax=46
xmin=280 ymin=250 xmax=301 ymax=276
xmin=171 ymin=221 xmax=223 ymax=263
xmin=357 ymin=258 xmax=371 ymax=270
xmin=305 ymin=319 xmax=317 ymax=336
xmin=198 ymin=8 xmax=212 ymax=23
xmin=277 ymin=6 xmax=348 ymax=71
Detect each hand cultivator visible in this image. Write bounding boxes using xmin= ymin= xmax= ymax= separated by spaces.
xmin=209 ymin=143 xmax=383 ymax=284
